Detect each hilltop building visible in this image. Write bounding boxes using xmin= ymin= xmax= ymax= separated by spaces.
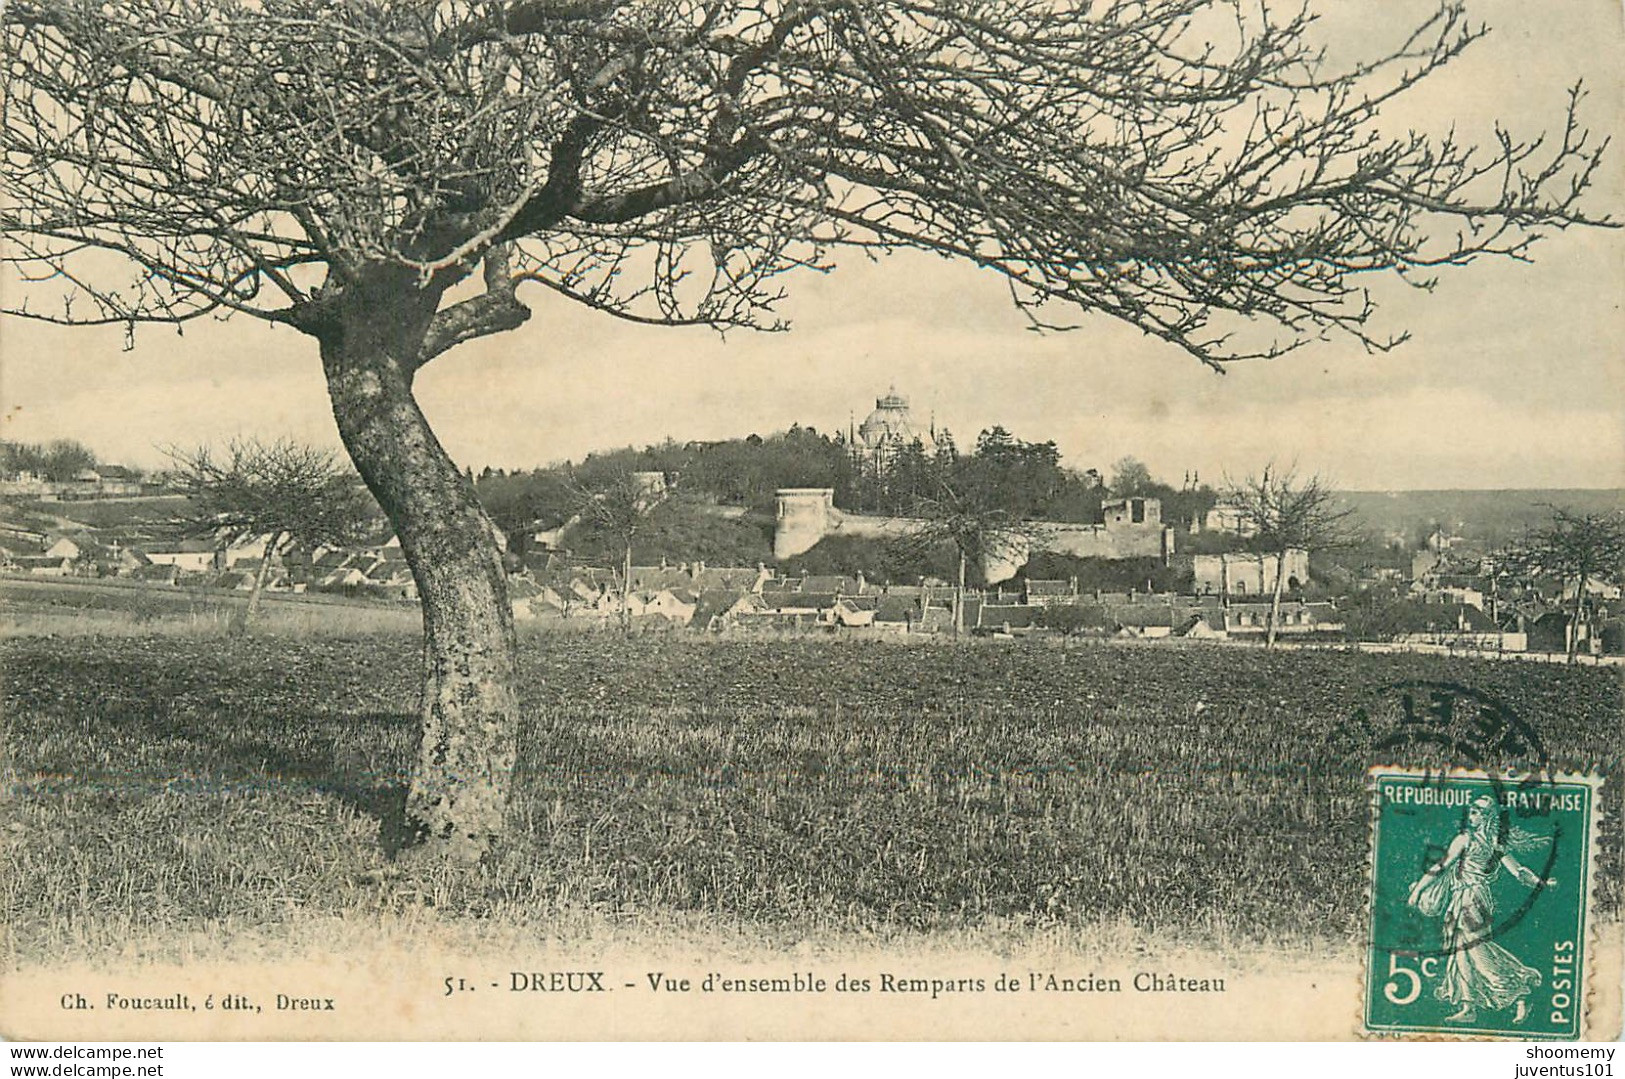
xmin=849 ymin=387 xmax=936 ymax=463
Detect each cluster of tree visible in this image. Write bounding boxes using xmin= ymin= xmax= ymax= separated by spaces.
xmin=1022 ymin=552 xmax=1190 ymax=595
xmin=477 ymin=426 xmax=1222 ymax=544
xmin=687 ymin=426 xmax=857 ymax=510
xmin=849 ymin=432 xmax=1223 ymax=525
xmin=0 ymin=438 xmax=105 ymax=482
xmin=473 ymin=427 xmax=852 ymax=532
xmin=857 ymin=426 xmax=1102 ymax=521
xmin=781 ymin=540 xmax=1193 ymax=594
xmin=564 ymin=496 xmax=773 ymax=573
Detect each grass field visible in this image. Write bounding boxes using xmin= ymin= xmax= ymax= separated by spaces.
xmin=1 ymin=631 xmax=1619 ymax=966
xmin=5 ymin=495 xmax=192 ymax=530
xmin=0 ymin=577 xmax=420 ymax=637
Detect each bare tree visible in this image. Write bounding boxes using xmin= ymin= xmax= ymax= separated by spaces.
xmin=167 ymin=439 xmax=377 ymax=633
xmin=2 ymin=1 xmax=1611 ymax=856
xmin=902 ymin=481 xmax=1033 ymax=636
xmin=1500 ymin=509 xmax=1625 ymax=663
xmin=570 ymin=471 xmax=668 ymax=635
xmin=1223 ymin=464 xmax=1356 ymax=648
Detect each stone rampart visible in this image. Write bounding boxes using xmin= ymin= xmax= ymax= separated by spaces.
xmin=773 ymin=489 xmax=1175 ymax=578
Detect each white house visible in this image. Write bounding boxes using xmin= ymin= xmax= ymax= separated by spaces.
xmin=1193 ymin=549 xmax=1310 ymax=597
xmin=139 ymin=539 xmax=219 ymax=573
xmin=223 ymin=533 xmax=280 ymax=567
xmin=13 ymin=555 xmax=73 ymax=576
xmin=632 ymin=588 xmax=698 ymax=625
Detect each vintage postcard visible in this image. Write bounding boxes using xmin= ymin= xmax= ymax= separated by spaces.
xmin=1 ymin=0 xmax=1621 ymax=1047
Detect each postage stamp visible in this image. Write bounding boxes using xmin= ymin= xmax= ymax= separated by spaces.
xmin=1364 ymin=767 xmax=1601 ymax=1040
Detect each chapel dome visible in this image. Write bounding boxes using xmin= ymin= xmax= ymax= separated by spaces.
xmin=857 ymin=387 xmax=934 ymax=456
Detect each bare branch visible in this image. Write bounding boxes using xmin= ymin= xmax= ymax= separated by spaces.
xmin=416 ymin=247 xmax=532 ymax=369
xmin=164 ymin=436 xmax=378 ymax=549
xmin=2 ymin=0 xmax=1614 ymax=362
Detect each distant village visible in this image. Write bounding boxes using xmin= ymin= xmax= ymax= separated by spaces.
xmin=0 ymin=459 xmax=417 ymax=599
xmin=2 ymin=399 xmax=1621 ymax=658
xmin=502 ymin=516 xmax=1618 ymax=657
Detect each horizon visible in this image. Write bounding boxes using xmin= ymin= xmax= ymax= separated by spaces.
xmin=8 ymin=429 xmax=1625 ymax=498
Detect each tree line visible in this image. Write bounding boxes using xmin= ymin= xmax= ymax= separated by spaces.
xmin=0 ymin=438 xmax=110 ymax=482
xmin=474 ymin=425 xmax=1221 ymax=540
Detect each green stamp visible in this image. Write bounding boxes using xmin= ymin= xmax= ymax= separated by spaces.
xmin=1364 ymin=767 xmax=1599 ymax=1040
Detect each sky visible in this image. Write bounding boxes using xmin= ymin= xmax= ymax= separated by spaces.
xmin=2 ymin=0 xmax=1622 ymax=490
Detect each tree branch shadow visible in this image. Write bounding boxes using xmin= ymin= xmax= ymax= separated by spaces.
xmin=204 ymin=710 xmax=427 ymax=858
xmin=91 ymin=685 xmax=429 ymax=858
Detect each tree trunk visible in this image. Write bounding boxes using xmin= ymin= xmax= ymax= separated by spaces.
xmin=1266 ymin=548 xmax=1287 ymax=649
xmin=622 ymin=541 xmax=633 ymax=637
xmin=228 ymin=532 xmax=281 ymax=636
xmin=1568 ymin=573 xmax=1587 ymax=664
xmin=954 ymin=549 xmax=967 ymax=637
xmin=317 ymin=273 xmax=518 ymax=861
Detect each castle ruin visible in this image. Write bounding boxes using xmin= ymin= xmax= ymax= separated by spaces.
xmin=773 ymin=489 xmax=1175 ymax=582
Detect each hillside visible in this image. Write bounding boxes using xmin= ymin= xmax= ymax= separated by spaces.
xmin=1334 ymin=490 xmax=1625 ymax=547
xmin=4 ymin=494 xmax=192 ymax=529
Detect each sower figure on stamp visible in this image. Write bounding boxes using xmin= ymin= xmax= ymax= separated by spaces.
xmin=1408 ymin=794 xmax=1555 ymax=1024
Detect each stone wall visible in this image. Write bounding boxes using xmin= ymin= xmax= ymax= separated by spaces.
xmin=1037 ymin=520 xmax=1172 ymax=562
xmin=773 ymin=489 xmax=1175 ymax=577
